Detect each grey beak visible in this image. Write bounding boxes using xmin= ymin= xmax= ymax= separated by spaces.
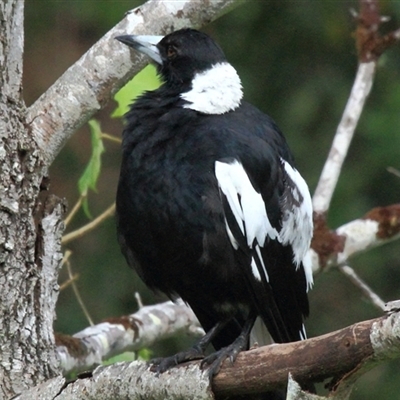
xmin=116 ymin=35 xmax=164 ymax=65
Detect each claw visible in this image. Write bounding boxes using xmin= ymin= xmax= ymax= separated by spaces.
xmin=149 ymin=347 xmax=205 ymax=375
xmin=148 ymin=317 xmax=255 ymax=378
xmin=200 ymin=338 xmax=247 ymax=376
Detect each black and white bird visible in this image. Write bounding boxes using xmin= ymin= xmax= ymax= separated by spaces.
xmin=115 ymin=28 xmax=313 ymax=376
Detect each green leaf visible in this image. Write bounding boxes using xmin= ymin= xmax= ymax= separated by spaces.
xmin=101 ymin=348 xmax=152 ymax=367
xmin=102 ymin=351 xmax=137 ymax=366
xmin=112 ymin=64 xmax=161 ymax=118
xmin=78 ymin=119 xmax=105 ymax=218
xmin=137 ymin=348 xmax=152 ymax=361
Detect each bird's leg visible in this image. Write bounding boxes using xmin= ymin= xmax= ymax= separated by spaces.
xmin=150 ymin=319 xmax=228 ymax=374
xmin=201 ymin=314 xmax=256 ymax=377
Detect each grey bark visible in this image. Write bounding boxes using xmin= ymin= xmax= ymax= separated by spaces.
xmin=0 ymin=0 xmax=64 ymax=398
xmin=57 ymin=300 xmax=203 ymax=375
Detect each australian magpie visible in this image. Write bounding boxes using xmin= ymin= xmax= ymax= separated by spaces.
xmin=115 ymin=28 xmax=313 ymax=377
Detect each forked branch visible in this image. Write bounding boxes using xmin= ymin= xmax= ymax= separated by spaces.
xmin=16 ymin=307 xmax=400 ymax=399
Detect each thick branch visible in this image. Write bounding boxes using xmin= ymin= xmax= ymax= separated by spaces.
xmin=26 ymin=0 xmax=244 ymax=169
xmin=56 ymin=300 xmax=203 ymax=374
xmin=213 ymin=310 xmax=400 ymax=397
xmin=15 ymin=310 xmax=400 ymax=399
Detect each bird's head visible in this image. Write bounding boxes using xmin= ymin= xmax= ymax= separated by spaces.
xmin=116 ymin=28 xmax=243 ymax=114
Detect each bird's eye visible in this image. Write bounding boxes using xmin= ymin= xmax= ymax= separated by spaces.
xmin=167 ymin=45 xmax=177 ymax=59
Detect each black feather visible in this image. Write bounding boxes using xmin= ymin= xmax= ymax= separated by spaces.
xmin=116 ymin=28 xmax=312 ymax=382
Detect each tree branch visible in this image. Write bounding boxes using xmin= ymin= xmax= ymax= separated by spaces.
xmin=213 ymin=310 xmax=400 ymax=397
xmin=311 ymin=203 xmax=400 ymax=273
xmin=0 ymin=0 xmax=24 ymax=100
xmin=312 ymin=61 xmax=376 ymax=215
xmin=16 ymin=364 xmax=213 ymax=400
xmin=15 ymin=309 xmax=400 ymax=399
xmin=62 ymin=203 xmax=116 ymax=245
xmin=26 ymin=0 xmax=244 ymax=169
xmin=56 ymin=300 xmax=203 ymax=374
xmin=338 ymin=264 xmax=386 ymax=311
xmin=312 ymin=0 xmax=400 ymax=216
xmin=35 ymin=195 xmax=67 ymax=376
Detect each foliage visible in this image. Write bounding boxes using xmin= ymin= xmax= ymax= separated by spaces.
xmin=103 ymin=349 xmax=152 ymax=366
xmin=112 ymin=64 xmax=160 ymax=118
xmin=78 ymin=119 xmax=105 ymax=218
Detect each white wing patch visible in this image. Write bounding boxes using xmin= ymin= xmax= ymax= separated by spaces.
xmin=302 ymin=250 xmax=314 ymax=292
xmin=251 ymin=258 xmax=261 ymax=282
xmin=279 ymin=159 xmax=314 ymax=289
xmin=224 ymin=218 xmax=239 ymax=250
xmin=255 ymin=244 xmax=269 ymax=282
xmin=215 ymin=160 xmax=279 ymax=249
xmin=181 ymin=62 xmax=243 ymax=115
xmin=299 ymin=324 xmax=307 ymax=340
xmin=215 ymin=158 xmax=313 ymax=289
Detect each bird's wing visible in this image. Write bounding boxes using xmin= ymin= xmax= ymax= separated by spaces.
xmin=215 ymin=157 xmax=313 ymax=343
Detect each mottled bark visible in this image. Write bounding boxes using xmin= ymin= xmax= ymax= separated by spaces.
xmin=0 ymin=1 xmax=64 ymax=397
xmin=56 ymin=300 xmax=203 ymax=374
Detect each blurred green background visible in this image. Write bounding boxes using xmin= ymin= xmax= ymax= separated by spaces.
xmin=24 ymin=0 xmax=400 ymax=398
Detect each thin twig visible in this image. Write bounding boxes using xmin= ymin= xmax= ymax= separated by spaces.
xmin=387 ymin=166 xmax=400 ymax=178
xmin=64 ymin=195 xmax=84 ymax=227
xmin=101 ymin=133 xmax=122 ymax=144
xmin=61 ymin=250 xmax=73 ymax=267
xmin=59 ymin=273 xmax=80 ymax=291
xmin=338 ymin=264 xmax=385 ymax=311
xmin=392 ymin=27 xmax=400 ymax=41
xmin=65 ymin=257 xmax=94 ymax=326
xmin=62 ymin=203 xmax=116 ymax=245
xmin=135 ymin=292 xmax=144 ymax=309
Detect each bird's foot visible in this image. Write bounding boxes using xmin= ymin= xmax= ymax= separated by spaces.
xmin=149 ymin=320 xmax=229 ymax=375
xmin=200 ymin=333 xmax=248 ymax=377
xmin=149 ymin=344 xmax=205 ymax=375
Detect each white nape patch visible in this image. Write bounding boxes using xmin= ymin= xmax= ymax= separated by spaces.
xmin=181 ymin=62 xmax=243 ymax=114
xmin=251 ymin=258 xmax=261 ymax=281
xmin=215 ymin=160 xmax=278 ymax=248
xmin=279 ymin=160 xmax=313 ymax=276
